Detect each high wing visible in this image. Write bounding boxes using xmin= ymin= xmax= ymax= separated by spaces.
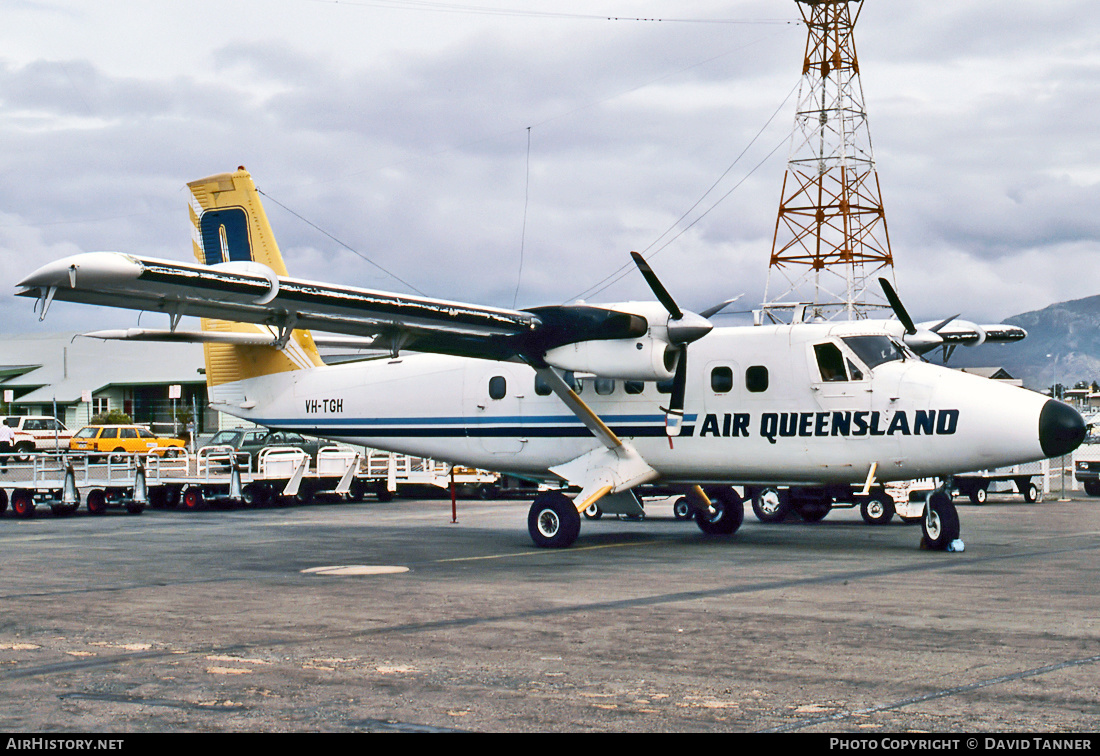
xmin=15 ymin=251 xmax=650 ymax=362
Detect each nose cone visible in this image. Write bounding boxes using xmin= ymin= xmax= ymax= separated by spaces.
xmin=1039 ymin=400 xmax=1086 ymax=458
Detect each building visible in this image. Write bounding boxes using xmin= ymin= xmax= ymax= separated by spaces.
xmin=0 ymin=332 xmax=217 ymax=434
xmin=959 ymin=367 xmax=1023 ymax=387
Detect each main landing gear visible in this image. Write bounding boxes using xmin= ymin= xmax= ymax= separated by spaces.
xmin=527 ymin=486 xmax=746 ymax=548
xmin=528 ymin=492 xmax=582 ymax=549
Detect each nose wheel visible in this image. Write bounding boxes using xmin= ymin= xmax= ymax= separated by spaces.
xmin=922 ymin=489 xmax=960 ymax=550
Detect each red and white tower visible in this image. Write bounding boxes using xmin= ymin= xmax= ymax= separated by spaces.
xmin=764 ymin=0 xmax=894 ymax=321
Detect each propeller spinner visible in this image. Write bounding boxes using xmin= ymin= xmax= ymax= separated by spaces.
xmin=878 ymin=277 xmax=949 ymax=355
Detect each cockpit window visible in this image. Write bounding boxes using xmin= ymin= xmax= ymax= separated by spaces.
xmin=814 ymin=343 xmax=849 ymax=382
xmin=840 ymin=335 xmax=906 ymax=369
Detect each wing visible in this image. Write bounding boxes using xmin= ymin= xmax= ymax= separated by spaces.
xmin=15 ymin=251 xmax=647 ymax=361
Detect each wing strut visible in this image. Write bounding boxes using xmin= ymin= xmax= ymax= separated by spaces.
xmin=529 ymin=363 xmax=659 ymax=512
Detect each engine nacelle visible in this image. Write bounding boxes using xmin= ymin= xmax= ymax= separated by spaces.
xmin=543 ymin=338 xmax=677 ymax=381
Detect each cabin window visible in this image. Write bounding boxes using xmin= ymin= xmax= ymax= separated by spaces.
xmin=595 ymin=378 xmax=615 ymax=395
xmin=710 ymin=366 xmax=733 ymax=393
xmin=814 ymin=343 xmax=848 ymax=382
xmin=488 ymin=376 xmax=507 ymax=400
xmin=746 ymin=366 xmax=769 ymax=393
xmin=534 ymin=374 xmax=552 ymax=396
xmin=624 ymin=380 xmax=644 ymax=395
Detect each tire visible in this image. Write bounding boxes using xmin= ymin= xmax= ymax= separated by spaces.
xmin=13 ymin=442 xmax=34 ymax=462
xmin=859 ymin=492 xmax=895 ymax=525
xmin=796 ymin=500 xmax=832 ymax=522
xmin=672 ymin=496 xmax=692 ymax=521
xmin=11 ymin=490 xmax=34 ymax=518
xmin=751 ymin=486 xmax=790 ymax=523
xmin=125 ymin=503 xmax=144 ymax=515
xmin=968 ymin=487 xmax=987 ymax=505
xmin=182 ymin=487 xmax=203 ymax=511
xmin=582 ymin=503 xmax=602 ymax=520
xmin=527 ymin=492 xmax=581 ymax=548
xmin=86 ymin=489 xmax=108 ymax=515
xmin=922 ymin=490 xmax=960 ymax=550
xmin=694 ymin=487 xmax=744 ymax=535
xmin=1084 ymin=481 xmax=1100 ymax=497
xmin=241 ymin=483 xmax=268 ymax=507
xmin=347 ymin=480 xmax=368 ymax=502
xmin=0 ymin=488 xmax=7 ymax=514
xmin=1022 ymin=482 xmax=1040 ymax=504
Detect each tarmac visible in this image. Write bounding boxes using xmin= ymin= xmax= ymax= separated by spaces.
xmin=0 ymin=488 xmax=1097 ymax=734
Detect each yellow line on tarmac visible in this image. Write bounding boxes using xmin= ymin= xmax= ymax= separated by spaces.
xmin=435 ymin=539 xmax=666 ymax=563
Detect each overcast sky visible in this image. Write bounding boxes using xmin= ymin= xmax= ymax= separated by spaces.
xmin=2 ymin=0 xmax=1098 ymax=337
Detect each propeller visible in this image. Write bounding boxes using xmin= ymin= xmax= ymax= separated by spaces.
xmin=877 ymin=277 xmax=947 ymax=356
xmin=631 ymin=252 xmax=713 ymax=438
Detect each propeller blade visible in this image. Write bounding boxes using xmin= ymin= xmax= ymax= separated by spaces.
xmin=929 ymin=314 xmax=960 ymax=334
xmin=878 ymin=277 xmax=916 ymax=335
xmin=631 ymin=252 xmax=682 ymax=320
xmin=663 ymin=349 xmax=688 ymax=438
xmin=699 ymin=294 xmax=743 ymax=319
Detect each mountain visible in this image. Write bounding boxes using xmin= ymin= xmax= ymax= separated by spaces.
xmin=931 ymin=294 xmax=1100 ymax=390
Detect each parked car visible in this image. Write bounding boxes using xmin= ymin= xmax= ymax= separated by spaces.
xmin=69 ymin=425 xmax=186 ymax=457
xmin=206 ymin=428 xmax=325 ymax=466
xmin=2 ymin=415 xmax=73 ymax=459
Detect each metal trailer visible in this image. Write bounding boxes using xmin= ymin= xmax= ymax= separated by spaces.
xmin=887 ymin=459 xmax=1053 ymax=506
xmin=0 ymin=445 xmax=508 ymax=518
xmin=166 ymin=445 xmax=371 ymax=509
xmin=0 ymin=446 xmax=375 ymax=517
xmin=0 ymin=453 xmax=156 ymax=517
xmin=361 ymin=450 xmax=501 ymax=500
xmin=742 ymin=483 xmax=926 ymax=526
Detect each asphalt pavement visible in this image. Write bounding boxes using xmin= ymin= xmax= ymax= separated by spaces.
xmin=0 ymin=489 xmax=1097 ymax=734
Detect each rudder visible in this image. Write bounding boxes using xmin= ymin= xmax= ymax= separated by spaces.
xmin=188 ymin=167 xmax=323 ymax=387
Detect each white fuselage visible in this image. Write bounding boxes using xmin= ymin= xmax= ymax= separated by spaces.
xmin=213 ymin=321 xmax=1053 ymax=486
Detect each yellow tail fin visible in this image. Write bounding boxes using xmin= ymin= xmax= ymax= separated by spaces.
xmin=188 ymin=167 xmax=324 ymax=386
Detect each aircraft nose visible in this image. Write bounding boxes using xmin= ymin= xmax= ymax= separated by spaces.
xmin=1039 ymin=400 xmax=1086 ymax=458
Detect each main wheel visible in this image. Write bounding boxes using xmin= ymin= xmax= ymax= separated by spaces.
xmin=528 ymin=492 xmax=581 ymax=548
xmin=751 ymin=486 xmax=790 ymax=523
xmin=859 ymin=492 xmax=895 ymax=525
xmin=922 ymin=490 xmax=960 ymax=550
xmin=694 ymin=487 xmax=744 ymax=535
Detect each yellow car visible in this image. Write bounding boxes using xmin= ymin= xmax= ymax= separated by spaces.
xmin=70 ymin=425 xmax=186 ymax=457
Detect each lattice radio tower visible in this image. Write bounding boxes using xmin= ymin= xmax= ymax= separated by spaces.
xmin=763 ymin=0 xmax=894 ymax=321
